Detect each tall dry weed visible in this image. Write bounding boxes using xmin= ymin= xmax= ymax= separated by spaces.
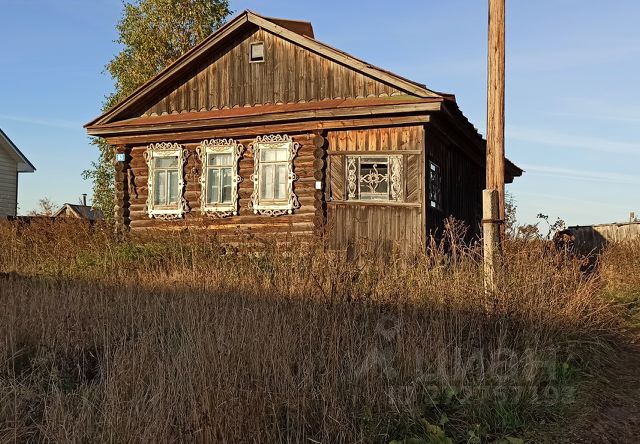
xmin=0 ymin=219 xmax=628 ymax=442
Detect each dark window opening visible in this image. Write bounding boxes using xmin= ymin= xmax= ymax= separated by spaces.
xmin=250 ymin=42 xmax=264 ymax=63
xmin=429 ymin=160 xmax=442 ymax=210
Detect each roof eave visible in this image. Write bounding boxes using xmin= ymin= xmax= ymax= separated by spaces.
xmin=86 ymin=99 xmax=443 ymax=138
xmin=0 ymin=128 xmax=36 ymax=172
xmin=439 ymin=100 xmax=522 ymax=182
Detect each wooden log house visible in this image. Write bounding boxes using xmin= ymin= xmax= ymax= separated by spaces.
xmin=85 ymin=10 xmax=522 ymax=250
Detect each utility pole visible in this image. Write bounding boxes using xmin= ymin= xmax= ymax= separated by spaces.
xmin=483 ymin=0 xmax=506 ymax=292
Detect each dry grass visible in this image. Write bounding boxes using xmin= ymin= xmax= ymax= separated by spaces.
xmin=0 ymin=219 xmax=634 ymax=443
xmin=599 ymin=239 xmax=640 ymax=331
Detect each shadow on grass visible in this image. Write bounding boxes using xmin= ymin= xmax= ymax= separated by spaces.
xmin=0 ymin=271 xmax=618 ymax=443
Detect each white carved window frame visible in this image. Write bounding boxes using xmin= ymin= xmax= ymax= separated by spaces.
xmin=249 ymin=134 xmax=300 ymax=217
xmin=197 ymin=138 xmax=243 ymax=218
xmin=144 ymin=142 xmax=189 ymax=219
xmin=346 ymin=155 xmax=403 ymax=202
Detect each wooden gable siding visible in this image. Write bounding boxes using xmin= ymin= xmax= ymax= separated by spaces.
xmin=140 ymin=27 xmax=407 ymax=118
xmin=425 ymin=126 xmax=484 ymax=240
xmin=119 ymin=133 xmax=318 ymax=237
xmin=0 ymin=150 xmax=18 ymax=217
xmin=325 ymin=125 xmax=425 ymax=252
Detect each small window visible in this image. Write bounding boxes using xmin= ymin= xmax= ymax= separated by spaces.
xmin=144 ymin=142 xmax=188 ymax=219
xmin=197 ymin=139 xmax=243 ymax=217
xmin=250 ymin=134 xmax=300 ymax=216
xmin=250 ymin=42 xmax=264 ymax=63
xmin=429 ymin=160 xmax=442 ymax=210
xmin=346 ymin=155 xmax=403 ymax=202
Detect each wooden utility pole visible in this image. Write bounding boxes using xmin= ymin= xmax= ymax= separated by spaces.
xmin=483 ymin=0 xmax=506 ymax=291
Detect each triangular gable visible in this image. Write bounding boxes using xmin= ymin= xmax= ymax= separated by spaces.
xmin=86 ymin=10 xmax=440 ymax=128
xmin=0 ymin=128 xmax=35 ymax=173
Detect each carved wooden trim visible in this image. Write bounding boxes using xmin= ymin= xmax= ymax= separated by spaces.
xmin=144 ymin=142 xmax=189 ymax=219
xmin=345 ymin=154 xmax=404 ymax=202
xmin=390 ymin=155 xmax=403 ymax=201
xmin=249 ymin=134 xmax=300 ymax=216
xmin=196 ymin=138 xmax=243 ymax=218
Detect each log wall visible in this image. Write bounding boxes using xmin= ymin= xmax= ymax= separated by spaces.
xmin=122 ymin=133 xmax=318 ymax=239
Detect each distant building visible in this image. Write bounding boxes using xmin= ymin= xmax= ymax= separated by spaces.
xmin=54 ymin=195 xmax=103 ymax=221
xmin=0 ymin=128 xmax=35 ymax=217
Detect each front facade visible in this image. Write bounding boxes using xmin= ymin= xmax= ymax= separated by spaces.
xmin=86 ymin=11 xmax=521 ymax=251
xmin=0 ymin=129 xmax=35 ymax=218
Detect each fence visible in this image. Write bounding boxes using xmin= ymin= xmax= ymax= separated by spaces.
xmin=567 ymin=221 xmax=640 ymax=253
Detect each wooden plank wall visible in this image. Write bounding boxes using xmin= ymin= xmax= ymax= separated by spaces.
xmin=328 ymin=204 xmax=422 ymax=253
xmin=139 ymin=27 xmax=406 ymax=117
xmin=327 ymin=125 xmax=423 ymax=153
xmin=326 ymin=125 xmax=424 ymax=252
xmin=0 ymin=148 xmax=18 ymax=217
xmin=425 ymin=127 xmax=484 ymax=240
xmin=123 ymin=133 xmax=317 ymax=238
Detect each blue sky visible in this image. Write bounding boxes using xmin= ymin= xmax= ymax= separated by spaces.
xmin=1 ymin=0 xmax=638 ymax=225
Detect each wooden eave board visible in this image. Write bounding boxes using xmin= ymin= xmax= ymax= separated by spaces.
xmin=87 ymin=99 xmax=442 ymax=138
xmin=438 ymin=101 xmax=523 ymax=181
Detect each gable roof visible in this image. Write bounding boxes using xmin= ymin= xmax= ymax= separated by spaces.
xmin=86 ymin=10 xmax=441 ymax=128
xmin=0 ymin=128 xmax=35 ymax=173
xmin=54 ymin=203 xmax=103 ymax=221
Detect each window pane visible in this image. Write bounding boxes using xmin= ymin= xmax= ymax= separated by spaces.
xmin=274 ymin=147 xmax=289 ymax=162
xmin=250 ymin=42 xmax=264 ymax=61
xmin=208 ymin=153 xmax=232 ymax=166
xmin=359 ymin=162 xmax=388 ymax=195
xmin=260 ymin=164 xmax=274 ymax=200
xmin=154 ymin=170 xmax=166 ymax=205
xmin=274 ymin=164 xmax=287 ymax=200
xmin=260 ymin=149 xmax=276 ymax=162
xmin=260 ymin=147 xmax=289 ymax=162
xmin=221 ymin=168 xmax=233 ymax=203
xmin=207 ymin=168 xmax=220 ymax=204
xmin=155 ymin=156 xmax=178 ymax=168
xmin=168 ymin=170 xmax=180 ymax=204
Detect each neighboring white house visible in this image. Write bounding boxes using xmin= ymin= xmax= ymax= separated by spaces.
xmin=0 ymin=128 xmax=35 ymax=217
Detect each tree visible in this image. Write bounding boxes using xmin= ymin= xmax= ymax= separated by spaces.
xmin=29 ymin=198 xmax=58 ymax=216
xmin=83 ymin=0 xmax=232 ymax=222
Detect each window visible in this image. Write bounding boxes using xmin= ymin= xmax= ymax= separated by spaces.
xmin=346 ymin=155 xmax=403 ymax=202
xmin=197 ymin=139 xmax=243 ymax=217
xmin=144 ymin=142 xmax=188 ymax=219
xmin=250 ymin=42 xmax=264 ymax=63
xmin=250 ymin=134 xmax=300 ymax=216
xmin=429 ymin=160 xmax=442 ymax=210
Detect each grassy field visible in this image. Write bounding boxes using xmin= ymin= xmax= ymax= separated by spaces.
xmin=0 ymin=219 xmax=638 ymax=443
